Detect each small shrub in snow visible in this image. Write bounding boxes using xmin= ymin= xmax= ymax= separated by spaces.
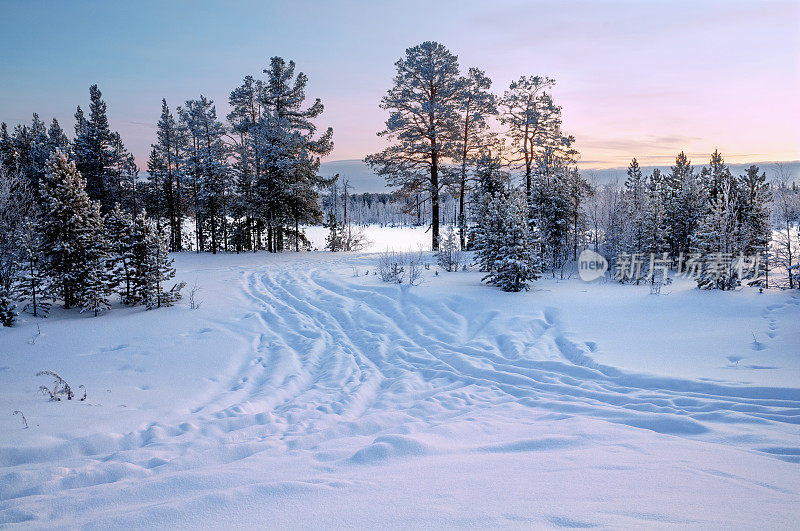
xmin=378 ymin=251 xmax=405 ymax=283
xmin=37 ymin=370 xmax=75 ymax=401
xmin=436 ymin=226 xmax=463 ymax=272
xmin=188 ymin=281 xmax=203 ymax=310
xmin=377 ymin=251 xmax=425 ymax=286
xmin=406 ymin=250 xmax=424 ymax=286
xmin=149 ymin=281 xmax=185 ymax=310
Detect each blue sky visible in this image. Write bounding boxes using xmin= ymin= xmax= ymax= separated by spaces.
xmin=1 ymin=0 xmax=798 ymax=168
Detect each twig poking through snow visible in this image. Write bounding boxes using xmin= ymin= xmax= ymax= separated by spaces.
xmin=13 ymin=410 xmax=28 ymax=428
xmin=28 ymin=323 xmax=41 ymax=345
xmin=189 ymin=281 xmax=203 ymax=310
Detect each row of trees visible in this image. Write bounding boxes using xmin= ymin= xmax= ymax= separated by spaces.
xmin=1 ymin=56 xmax=336 ymax=258
xmin=368 ymin=41 xmax=797 ymax=292
xmin=0 ymin=152 xmax=179 ymax=326
xmin=147 ymin=57 xmax=335 ymax=254
xmin=366 ymin=41 xmax=592 ymax=288
xmin=467 ymin=150 xmax=796 ymax=292
xmin=586 ymin=157 xmax=798 ymax=289
xmin=367 ymin=41 xmax=577 ymax=252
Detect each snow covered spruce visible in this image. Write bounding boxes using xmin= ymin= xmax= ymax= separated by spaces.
xmin=0 ymin=151 xmax=181 ymax=325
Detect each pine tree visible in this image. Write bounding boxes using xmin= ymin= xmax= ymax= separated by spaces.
xmin=40 ymin=150 xmax=105 ymax=309
xmin=228 ymin=75 xmax=264 ymax=251
xmin=180 ymin=96 xmax=229 ymax=253
xmin=499 ymin=76 xmax=576 ymax=197
xmin=454 ymin=67 xmax=497 ymax=248
xmin=152 ymin=99 xmax=187 ymax=251
xmin=365 ymin=42 xmax=462 ymax=251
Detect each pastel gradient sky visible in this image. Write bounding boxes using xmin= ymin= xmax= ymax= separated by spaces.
xmin=1 ymin=0 xmax=798 ymax=169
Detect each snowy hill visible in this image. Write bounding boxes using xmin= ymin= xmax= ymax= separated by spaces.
xmin=1 ymin=230 xmax=799 ymax=527
xmin=319 ymin=159 xmax=800 ymax=193
xmin=319 ymin=159 xmax=386 ymax=193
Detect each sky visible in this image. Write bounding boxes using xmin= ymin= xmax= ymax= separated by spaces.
xmin=1 ymin=0 xmax=798 ymax=170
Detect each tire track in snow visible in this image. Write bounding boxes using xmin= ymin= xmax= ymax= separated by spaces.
xmin=3 ymin=257 xmax=799 ymax=524
xmin=274 ymin=267 xmax=800 ymax=451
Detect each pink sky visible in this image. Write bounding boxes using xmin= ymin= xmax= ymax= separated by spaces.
xmin=1 ymin=0 xmax=798 ymax=169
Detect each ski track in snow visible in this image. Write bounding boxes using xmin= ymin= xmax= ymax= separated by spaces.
xmin=1 ymin=255 xmax=799 ymax=527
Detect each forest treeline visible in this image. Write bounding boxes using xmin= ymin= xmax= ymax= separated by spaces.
xmin=1 ymin=45 xmax=799 ymax=325
xmin=364 ymin=41 xmax=800 ymax=292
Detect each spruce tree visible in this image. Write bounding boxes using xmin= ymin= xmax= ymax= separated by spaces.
xmin=469 ymin=152 xmax=507 ymax=254
xmin=529 ymin=148 xmax=571 ymax=274
xmin=17 ymin=218 xmax=52 ymax=317
xmin=80 ymin=240 xmax=112 ymax=316
xmin=105 ymin=204 xmax=136 ymax=303
xmin=324 ymin=211 xmax=342 ymax=252
xmin=665 ymin=152 xmax=705 ymax=256
xmin=482 ymin=190 xmax=540 ymax=292
xmin=622 ymin=158 xmax=647 ymax=253
xmin=693 ymin=173 xmax=739 ymax=290
xmin=0 ymin=292 xmax=15 ymax=327
xmin=737 ymin=165 xmax=772 ymax=285
xmin=0 ymin=123 xmax=14 ymax=170
xmin=143 ymin=215 xmax=179 ymax=309
xmin=129 ymin=211 xmax=180 ymax=309
xmin=47 ymin=119 xmax=70 ymax=154
xmin=437 ymin=225 xmax=462 ymax=272
xmin=643 ymin=169 xmax=670 ymax=255
xmin=40 ymin=150 xmax=105 ymax=309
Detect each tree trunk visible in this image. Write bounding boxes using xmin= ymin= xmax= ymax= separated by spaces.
xmin=431 ymin=156 xmax=440 ymax=251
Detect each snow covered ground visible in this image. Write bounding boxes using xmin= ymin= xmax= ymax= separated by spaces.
xmin=1 ymin=229 xmax=799 ymax=528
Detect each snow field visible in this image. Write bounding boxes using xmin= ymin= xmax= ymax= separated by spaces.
xmin=0 ymin=238 xmax=799 ymax=528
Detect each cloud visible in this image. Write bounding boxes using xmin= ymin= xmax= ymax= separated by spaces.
xmin=575 ymin=134 xmax=703 ymax=153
